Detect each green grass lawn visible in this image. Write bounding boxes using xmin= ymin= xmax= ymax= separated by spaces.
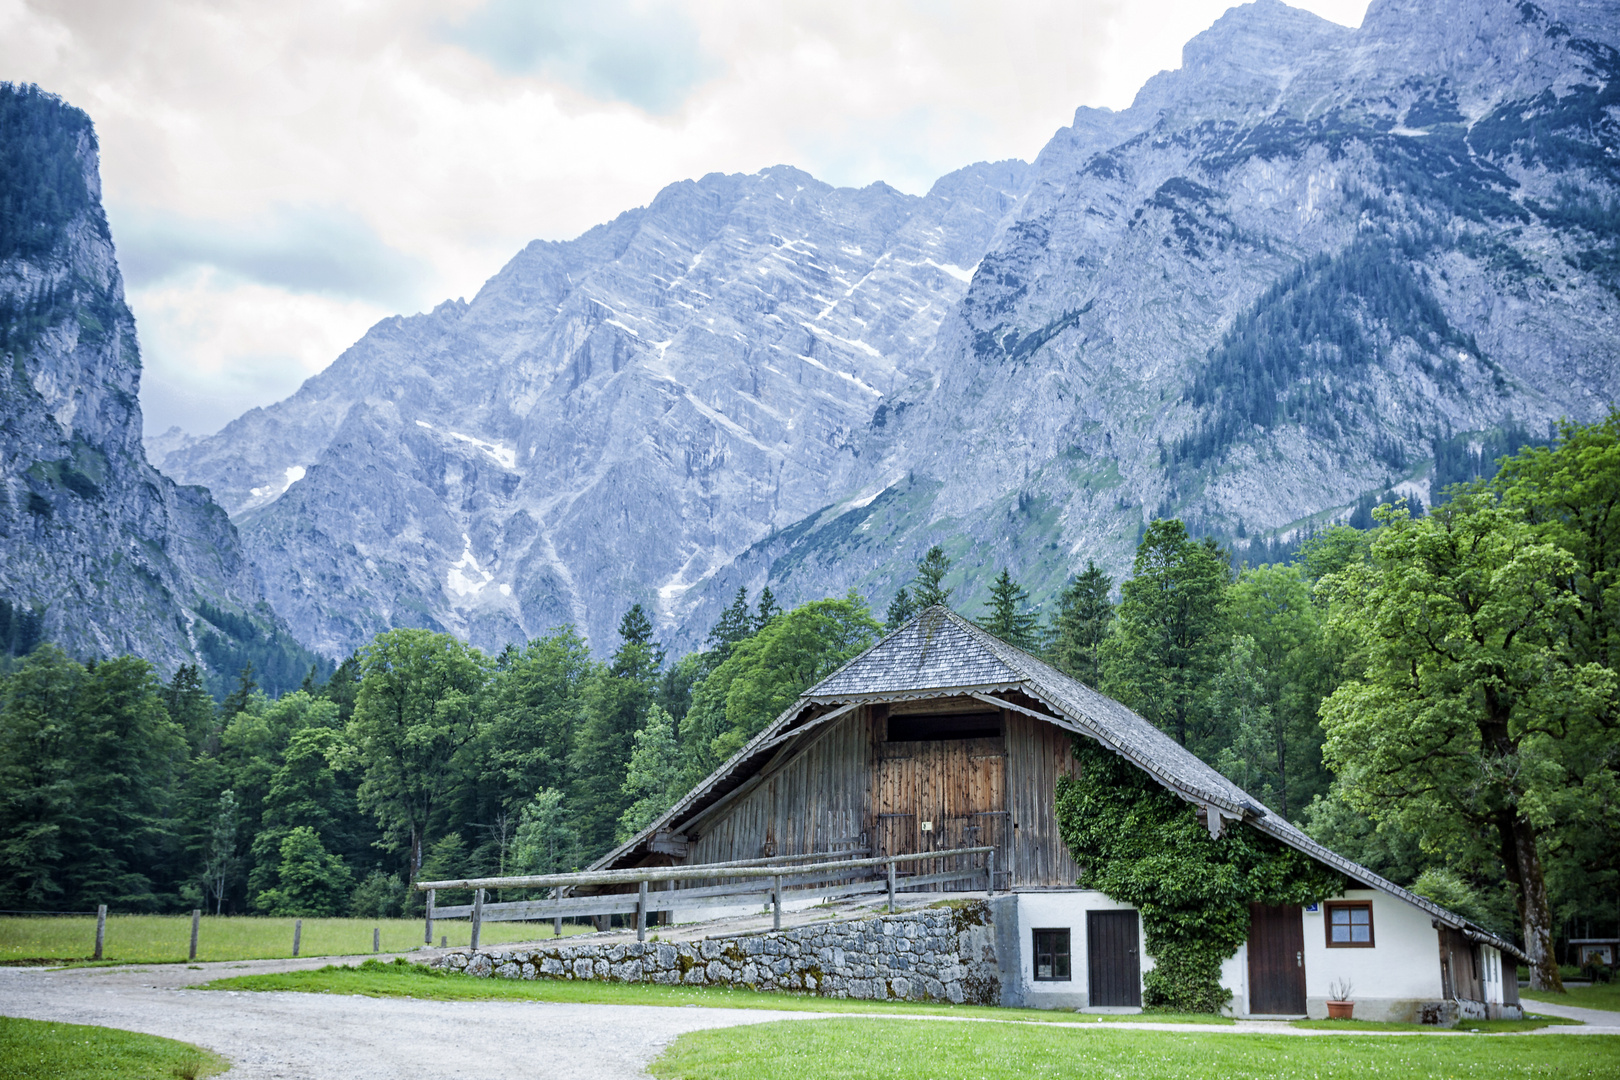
xmin=202 ymin=957 xmax=1234 ymax=1024
xmin=1291 ymin=1014 xmax=1579 ymax=1034
xmin=0 ymin=1016 xmax=228 ymax=1079
xmin=0 ymin=915 xmax=591 ymax=965
xmin=1524 ymin=983 xmax=1620 ymax=1013
xmin=650 ymin=1019 xmax=1620 ymax=1080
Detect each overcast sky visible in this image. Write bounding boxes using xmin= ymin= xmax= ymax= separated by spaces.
xmin=2 ymin=0 xmax=1369 ymax=437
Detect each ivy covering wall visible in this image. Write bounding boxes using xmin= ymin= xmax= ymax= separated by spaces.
xmin=1055 ymin=736 xmax=1344 ymax=1012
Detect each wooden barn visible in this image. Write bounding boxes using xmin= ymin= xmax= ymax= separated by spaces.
xmin=596 ymin=607 xmax=1526 ymax=1020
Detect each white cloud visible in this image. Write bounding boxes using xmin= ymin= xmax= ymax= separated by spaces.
xmin=0 ymin=0 xmax=1368 ymax=436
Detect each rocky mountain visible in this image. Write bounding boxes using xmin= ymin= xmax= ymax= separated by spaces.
xmin=0 ymin=84 xmax=318 ymax=690
xmin=157 ymin=161 xmax=1031 ymax=655
xmin=155 ymin=0 xmax=1619 ymax=658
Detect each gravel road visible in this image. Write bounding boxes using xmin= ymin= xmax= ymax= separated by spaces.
xmin=0 ymin=955 xmax=823 ymax=1079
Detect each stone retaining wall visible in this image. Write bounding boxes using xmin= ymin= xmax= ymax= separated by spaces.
xmin=429 ymin=902 xmax=1000 ymax=1004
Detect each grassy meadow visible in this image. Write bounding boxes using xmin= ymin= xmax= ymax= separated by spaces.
xmin=649 ymin=1019 xmax=1620 ymax=1080
xmin=0 ymin=914 xmax=591 ymax=965
xmin=0 ymin=1016 xmax=228 ymax=1080
xmin=1524 ymin=983 xmax=1620 ymax=1013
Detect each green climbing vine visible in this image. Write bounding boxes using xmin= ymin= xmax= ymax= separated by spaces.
xmin=1055 ymin=737 xmax=1344 ymax=1013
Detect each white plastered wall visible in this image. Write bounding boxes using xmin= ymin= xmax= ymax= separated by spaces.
xmin=1012 ymin=891 xmax=1152 ymax=1010
xmin=1295 ymin=888 xmax=1444 ymax=1021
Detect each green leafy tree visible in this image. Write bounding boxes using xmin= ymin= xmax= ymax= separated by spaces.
xmin=1320 ymin=496 xmax=1614 ymax=990
xmin=511 ymin=788 xmax=578 ymax=875
xmin=1220 ymin=563 xmax=1337 ymax=820
xmin=681 ymin=593 xmax=882 ymax=779
xmin=350 ymin=630 xmax=490 ymax=882
xmin=884 ymin=586 xmax=917 ymax=631
xmin=617 ymin=705 xmax=684 ymax=841
xmin=349 ymin=870 xmax=405 ymax=917
xmin=199 ymin=789 xmax=239 ymax=915
xmin=978 ymin=568 xmax=1041 ymax=650
xmin=1102 ymin=520 xmax=1232 ymax=749
xmin=570 ymin=607 xmax=662 ymax=858
xmin=1049 ymin=561 xmax=1113 ymax=685
xmin=0 ymin=645 xmax=86 ymax=906
xmin=912 ymin=546 xmax=953 ymax=609
xmin=482 ymin=628 xmax=592 ymax=812
xmin=253 ymin=826 xmax=353 ymax=916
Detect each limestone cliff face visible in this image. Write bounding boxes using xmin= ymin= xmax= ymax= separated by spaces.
xmin=158 ymin=0 xmax=1619 ymax=657
xmin=686 ymin=0 xmax=1620 ymax=638
xmin=0 ymin=86 xmax=302 ymax=682
xmin=159 ymin=161 xmax=1032 ymax=654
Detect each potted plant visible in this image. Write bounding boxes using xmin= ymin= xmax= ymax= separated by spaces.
xmin=1326 ymin=978 xmax=1355 ymax=1020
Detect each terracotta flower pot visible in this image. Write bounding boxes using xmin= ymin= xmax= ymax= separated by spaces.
xmin=1326 ymin=1000 xmax=1355 ymax=1020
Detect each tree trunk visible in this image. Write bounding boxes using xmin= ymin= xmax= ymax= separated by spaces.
xmin=409 ymin=827 xmax=422 ymax=885
xmin=1500 ymin=814 xmax=1563 ymax=991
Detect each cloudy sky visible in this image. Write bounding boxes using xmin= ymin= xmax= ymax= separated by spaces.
xmin=3 ymin=0 xmax=1368 ymax=437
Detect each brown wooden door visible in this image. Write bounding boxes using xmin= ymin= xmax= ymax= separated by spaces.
xmin=1086 ymin=910 xmax=1142 ymax=1007
xmin=1248 ymin=903 xmax=1306 ymax=1015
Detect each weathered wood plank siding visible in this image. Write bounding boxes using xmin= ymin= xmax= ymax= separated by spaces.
xmin=1007 ymin=712 xmax=1081 ymax=887
xmin=685 ymin=709 xmax=871 ymax=867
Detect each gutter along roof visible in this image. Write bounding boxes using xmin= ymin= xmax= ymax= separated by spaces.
xmin=595 ymin=606 xmax=1527 ymax=962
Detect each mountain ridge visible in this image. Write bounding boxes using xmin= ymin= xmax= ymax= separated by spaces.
xmin=152 ymin=0 xmax=1620 ymax=657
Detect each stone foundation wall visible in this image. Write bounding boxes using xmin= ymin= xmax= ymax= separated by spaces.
xmin=429 ymin=903 xmax=1000 ymax=1005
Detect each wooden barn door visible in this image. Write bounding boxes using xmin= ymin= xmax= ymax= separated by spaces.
xmin=874 ymin=719 xmax=1007 ymax=889
xmin=1247 ymin=903 xmax=1306 ymax=1015
xmin=1086 ymin=910 xmax=1142 ymax=1007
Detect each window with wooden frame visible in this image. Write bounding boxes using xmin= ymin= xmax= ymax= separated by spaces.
xmin=1325 ymin=901 xmax=1374 ymax=947
xmin=1033 ymin=928 xmax=1071 ymax=981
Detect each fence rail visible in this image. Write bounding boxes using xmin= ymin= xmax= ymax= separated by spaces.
xmin=419 ymin=846 xmax=996 ymax=948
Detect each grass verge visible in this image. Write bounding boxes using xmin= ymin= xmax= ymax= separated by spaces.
xmin=0 ymin=915 xmax=589 ymax=965
xmin=202 ymin=957 xmax=1234 ymax=1023
xmin=1524 ymin=983 xmax=1620 ymax=1013
xmin=0 ymin=1015 xmax=228 ymax=1079
xmin=649 ymin=1018 xmax=1620 ymax=1079
xmin=1291 ymin=1013 xmax=1579 ymax=1034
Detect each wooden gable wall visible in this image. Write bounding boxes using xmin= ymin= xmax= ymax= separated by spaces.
xmin=676 ymin=697 xmax=1083 ymax=888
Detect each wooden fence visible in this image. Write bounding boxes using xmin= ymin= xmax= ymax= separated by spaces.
xmin=415 ymin=846 xmax=995 ymax=947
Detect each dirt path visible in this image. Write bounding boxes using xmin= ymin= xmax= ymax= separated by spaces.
xmin=0 ymin=955 xmax=824 ymax=1079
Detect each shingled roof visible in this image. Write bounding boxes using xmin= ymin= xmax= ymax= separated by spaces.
xmin=596 ymin=606 xmax=1525 ymax=961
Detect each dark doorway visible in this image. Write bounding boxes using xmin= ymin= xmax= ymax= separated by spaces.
xmin=1247 ymin=903 xmax=1306 ymax=1015
xmin=1086 ymin=910 xmax=1142 ymax=1007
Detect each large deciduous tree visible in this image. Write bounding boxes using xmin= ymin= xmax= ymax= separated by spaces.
xmin=350 ymin=629 xmax=490 ymax=882
xmin=1320 ymin=495 xmax=1614 ymax=990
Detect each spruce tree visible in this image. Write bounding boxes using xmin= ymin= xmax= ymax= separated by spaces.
xmin=912 ymin=546 xmax=953 ymax=608
xmin=978 ymin=569 xmax=1041 ymax=650
xmin=753 ymin=587 xmax=780 ymax=630
xmin=884 ymin=586 xmax=917 ymax=630
xmin=1051 ymin=561 xmax=1114 ymax=685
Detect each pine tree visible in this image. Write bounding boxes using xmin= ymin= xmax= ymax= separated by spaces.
xmin=706 ymin=587 xmax=754 ymax=660
xmin=912 ymin=546 xmax=953 ymax=609
xmin=220 ymin=663 xmax=257 ymax=722
xmin=884 ymin=586 xmax=917 ymax=630
xmin=1050 ymin=561 xmax=1114 ymax=685
xmin=569 ymin=607 xmax=663 ymax=858
xmin=978 ymin=569 xmax=1041 ymax=650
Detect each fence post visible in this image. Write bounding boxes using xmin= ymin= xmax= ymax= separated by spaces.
xmin=636 ymin=879 xmax=648 ymax=942
xmin=772 ymin=874 xmax=782 ymax=931
xmin=189 ymin=909 xmax=200 ymax=961
xmin=373 ymin=926 xmax=380 ymax=954
xmin=425 ymin=888 xmax=435 ymax=946
xmin=94 ymin=905 xmax=106 ymax=961
xmin=292 ymin=919 xmax=302 ymax=957
xmin=554 ymin=886 xmax=563 ymax=938
xmin=986 ymin=849 xmax=996 ymax=897
xmin=887 ymin=860 xmax=896 ymax=912
xmin=471 ymin=888 xmax=484 ymax=952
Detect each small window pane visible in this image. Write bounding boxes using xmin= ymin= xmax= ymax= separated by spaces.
xmin=1033 ymin=929 xmax=1071 ymax=981
xmin=1326 ymin=903 xmax=1374 ymax=948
